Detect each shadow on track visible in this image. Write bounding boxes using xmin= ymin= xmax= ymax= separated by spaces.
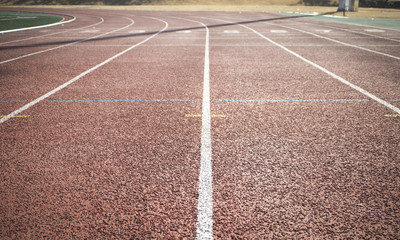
xmin=0 ymin=12 xmax=337 ymax=50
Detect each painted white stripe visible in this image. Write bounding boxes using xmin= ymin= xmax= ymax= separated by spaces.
xmin=129 ymin=30 xmax=145 ymax=33
xmin=0 ymin=17 xmax=134 ymax=65
xmin=224 ymin=30 xmax=239 ymax=33
xmin=364 ymin=29 xmax=386 ymax=33
xmin=271 ymin=30 xmax=288 ymax=33
xmin=0 ymin=17 xmax=168 ymax=124
xmin=177 ymin=30 xmax=192 ymax=33
xmin=315 ymin=29 xmax=331 ymax=33
xmin=177 ymin=17 xmax=213 ymax=240
xmin=0 ymin=15 xmax=76 ymax=34
xmin=0 ymin=16 xmax=105 ymax=46
xmin=80 ymin=29 xmax=100 ymax=33
xmin=236 ymin=22 xmax=400 ymax=114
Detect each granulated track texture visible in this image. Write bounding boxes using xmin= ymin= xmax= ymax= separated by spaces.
xmin=0 ymin=8 xmax=399 ymax=239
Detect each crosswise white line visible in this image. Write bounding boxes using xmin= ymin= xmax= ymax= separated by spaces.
xmin=0 ymin=17 xmax=168 ymax=124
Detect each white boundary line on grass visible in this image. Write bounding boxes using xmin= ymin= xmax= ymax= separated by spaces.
xmin=0 ymin=16 xmax=104 ymax=46
xmin=0 ymin=17 xmax=168 ymax=124
xmin=174 ymin=16 xmax=213 ymax=240
xmin=0 ymin=16 xmax=134 ymax=65
xmin=205 ymin=16 xmax=400 ymax=114
xmin=0 ymin=14 xmax=76 ymax=34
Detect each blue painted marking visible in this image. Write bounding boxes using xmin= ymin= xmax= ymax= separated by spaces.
xmin=390 ymin=99 xmax=400 ymax=102
xmin=216 ymin=99 xmax=369 ymax=103
xmin=47 ymin=99 xmax=197 ymax=102
xmin=0 ymin=100 xmax=27 ymax=102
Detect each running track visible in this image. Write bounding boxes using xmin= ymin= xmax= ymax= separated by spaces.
xmin=0 ymin=8 xmax=399 ymax=239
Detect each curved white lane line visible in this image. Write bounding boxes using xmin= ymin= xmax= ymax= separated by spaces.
xmin=0 ymin=16 xmax=134 ymax=65
xmin=0 ymin=14 xmax=76 ymax=34
xmin=0 ymin=16 xmax=105 ymax=46
xmin=205 ymin=16 xmax=400 ymax=114
xmin=0 ymin=17 xmax=168 ymax=124
xmin=175 ymin=17 xmax=213 ymax=240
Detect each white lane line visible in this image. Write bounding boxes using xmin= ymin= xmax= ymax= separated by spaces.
xmin=264 ymin=21 xmax=400 ymax=60
xmin=206 ymin=17 xmax=400 ymax=115
xmin=176 ymin=17 xmax=213 ymax=240
xmin=0 ymin=14 xmax=76 ymax=34
xmin=0 ymin=17 xmax=168 ymax=124
xmin=198 ymin=19 xmax=213 ymax=240
xmin=0 ymin=17 xmax=134 ymax=65
xmin=0 ymin=16 xmax=105 ymax=46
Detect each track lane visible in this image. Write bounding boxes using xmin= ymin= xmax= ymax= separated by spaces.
xmin=197 ymin=14 xmax=400 ymax=239
xmin=220 ymin=15 xmax=400 ymax=105
xmin=1 ymin=13 xmax=206 ymax=239
xmin=1 ymin=9 xmax=399 ymax=239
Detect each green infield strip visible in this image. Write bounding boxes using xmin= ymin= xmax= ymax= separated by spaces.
xmin=279 ymin=12 xmax=400 ymax=31
xmin=0 ymin=11 xmax=63 ymax=31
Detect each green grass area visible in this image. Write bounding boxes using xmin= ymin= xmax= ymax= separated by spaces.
xmin=315 ymin=15 xmax=400 ymax=30
xmin=0 ymin=11 xmax=63 ymax=31
xmin=278 ymin=11 xmax=400 ymax=30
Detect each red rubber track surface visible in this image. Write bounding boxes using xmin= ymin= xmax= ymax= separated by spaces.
xmin=0 ymin=8 xmax=399 ymax=239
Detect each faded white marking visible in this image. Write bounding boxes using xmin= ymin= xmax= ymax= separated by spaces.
xmin=271 ymin=30 xmax=288 ymax=33
xmin=364 ymin=29 xmax=385 ymax=33
xmin=130 ymin=30 xmax=145 ymax=33
xmin=224 ymin=30 xmax=240 ymax=33
xmin=177 ymin=30 xmax=192 ymax=33
xmin=316 ymin=29 xmax=331 ymax=33
xmin=80 ymin=29 xmax=100 ymax=33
